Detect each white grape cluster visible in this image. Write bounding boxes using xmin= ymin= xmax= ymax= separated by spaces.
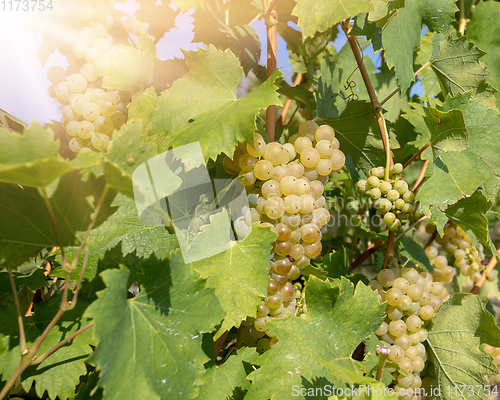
xmin=483 ymin=345 xmax=500 ymax=384
xmin=423 ymin=246 xmax=455 ymax=285
xmin=425 ymin=223 xmax=487 ymax=284
xmin=370 ymin=267 xmax=450 ymax=399
xmin=47 ymin=6 xmax=130 ymax=154
xmin=224 ymin=121 xmax=345 ymax=340
xmin=356 ymin=165 xmax=415 ymax=231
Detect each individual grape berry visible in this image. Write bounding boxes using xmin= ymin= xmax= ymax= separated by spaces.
xmin=314 ymin=124 xmax=335 ymax=142
xmin=254 ymin=160 xmax=274 ymax=180
xmin=298 ymin=120 xmax=318 ymax=139
xmin=263 ymin=142 xmax=287 ymax=165
xmin=294 ymin=136 xmax=312 ymax=154
xmin=300 ymin=147 xmax=320 ymax=168
xmin=330 ymin=149 xmax=345 ymax=170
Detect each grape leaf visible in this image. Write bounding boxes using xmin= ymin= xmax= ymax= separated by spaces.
xmin=416 ymin=92 xmax=500 ymax=215
xmin=197 ymin=347 xmax=257 ymax=400
xmin=103 ymin=122 xmax=157 ymax=199
xmin=430 ymin=35 xmax=496 ymax=101
xmin=52 ymin=193 xmax=178 ymax=287
xmin=292 ymin=0 xmax=373 ymax=38
xmin=320 ymin=101 xmax=396 ymax=173
xmin=245 ymin=277 xmax=386 ymax=400
xmin=415 ymin=32 xmax=442 ymax=97
xmin=398 ymin=237 xmax=432 ymax=272
xmin=468 ymin=1 xmax=500 ymax=98
xmin=0 ymin=122 xmax=73 ymax=187
xmin=191 ymin=219 xmax=277 ymax=338
xmin=315 ymin=38 xmax=374 ymax=118
xmin=127 ymin=87 xmax=158 ymax=135
xmin=0 ymin=172 xmax=112 ymax=269
xmin=422 ymin=106 xmax=468 ymax=159
xmin=149 ymin=46 xmax=282 ymax=161
xmin=0 ymin=297 xmax=95 ymax=400
xmin=102 ymin=34 xmax=155 ymax=93
xmin=0 ymin=267 xmax=47 ymax=299
xmin=86 ymin=254 xmax=224 ymax=400
xmin=192 ymin=0 xmax=261 ymax=73
xmin=427 ymin=293 xmax=500 ymax=400
xmin=380 ymin=0 xmax=457 ymax=93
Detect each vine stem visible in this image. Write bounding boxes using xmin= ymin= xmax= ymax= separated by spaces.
xmin=265 ymin=0 xmax=278 ymax=141
xmin=382 ymin=231 xmax=395 ymax=269
xmin=403 ymin=143 xmax=430 ymax=170
xmin=70 ymin=186 xmax=109 ymax=273
xmin=424 ymin=230 xmax=437 ymax=250
xmin=380 ymin=62 xmax=431 ymax=107
xmin=376 ymin=346 xmax=390 ymax=381
xmin=394 ymin=216 xmax=428 ymax=242
xmin=459 ymin=0 xmax=467 ymax=35
xmin=350 ymin=240 xmax=384 ymax=270
xmin=470 ymin=245 xmax=500 ymax=294
xmin=412 ymin=159 xmax=429 ymax=193
xmin=40 ymin=187 xmax=67 ymax=272
xmin=8 ymin=268 xmax=27 ymax=354
xmin=32 ymin=323 xmax=94 ymax=365
xmin=279 ymin=73 xmax=303 ymax=126
xmin=341 ymin=19 xmax=393 ymax=179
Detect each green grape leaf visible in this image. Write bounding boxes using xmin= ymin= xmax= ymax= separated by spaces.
xmin=127 ymin=87 xmax=158 ymax=134
xmin=150 ymin=46 xmax=282 ymax=161
xmin=0 ymin=297 xmax=95 ymax=400
xmin=191 ymin=220 xmax=277 ymax=338
xmin=172 ymin=0 xmax=206 ymax=12
xmin=368 ymin=0 xmax=404 ymax=25
xmin=440 ymin=93 xmax=500 ymax=189
xmin=0 ymin=172 xmax=112 ymax=269
xmin=317 ymin=247 xmax=350 ymax=278
xmin=197 ymin=347 xmax=257 ymax=400
xmin=52 ymin=193 xmax=178 ymax=288
xmin=321 ymin=101 xmax=396 ymax=173
xmin=427 ymin=293 xmax=500 ymax=400
xmin=103 ymin=122 xmax=157 ymax=199
xmin=292 ymin=0 xmax=373 ymax=38
xmin=245 ymin=277 xmax=386 ymax=400
xmin=430 ymin=35 xmax=495 ymax=100
xmin=398 ymin=237 xmax=433 ymax=272
xmin=102 ymin=34 xmax=155 ymax=93
xmin=373 ymin=65 xmax=408 ymax=124
xmin=415 ymin=32 xmax=442 ymax=97
xmin=315 ymin=38 xmax=374 ymax=118
xmin=380 ymin=0 xmax=457 ymax=93
xmin=192 ymin=2 xmax=261 ymax=73
xmin=86 ymin=255 xmax=224 ymax=400
xmin=0 ymin=122 xmax=73 ymax=187
xmin=422 ymin=106 xmax=468 ymax=159
xmin=0 ymin=267 xmax=47 ymax=299
xmin=416 ymin=92 xmax=500 ymax=215
xmin=74 ymin=371 xmax=103 ymax=400
xmin=417 ymin=151 xmax=491 ymax=215
xmin=468 ymin=1 xmax=500 ymax=98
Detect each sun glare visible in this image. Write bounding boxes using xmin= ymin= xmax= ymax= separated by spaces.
xmin=0 ymin=10 xmax=61 ymax=124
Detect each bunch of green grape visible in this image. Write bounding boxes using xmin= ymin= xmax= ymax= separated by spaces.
xmin=356 ymin=165 xmax=415 ymax=231
xmin=370 ymin=267 xmax=450 ymax=399
xmin=423 ymin=246 xmax=455 ymax=285
xmin=483 ymin=345 xmax=500 ymax=385
xmin=425 ymin=223 xmax=488 ymax=284
xmin=47 ymin=5 xmax=131 ymax=154
xmin=225 ymin=121 xmax=345 ymax=341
